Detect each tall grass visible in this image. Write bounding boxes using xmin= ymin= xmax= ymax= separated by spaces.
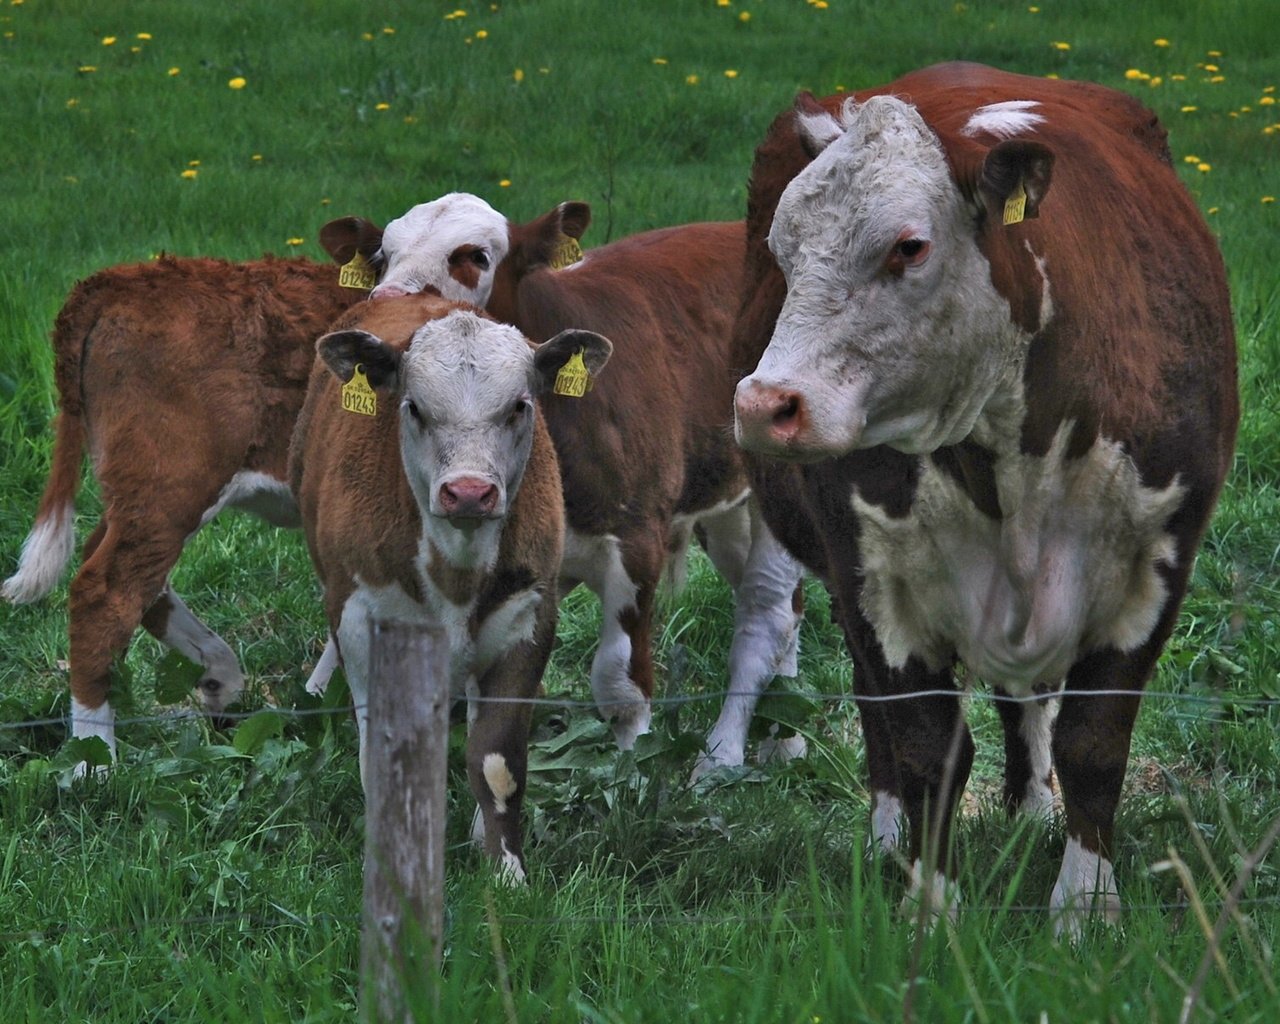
xmin=2 ymin=1 xmax=1278 ymax=1020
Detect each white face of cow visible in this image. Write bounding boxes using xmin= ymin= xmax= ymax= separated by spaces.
xmin=371 ymin=193 xmax=510 ymax=306
xmin=735 ymin=96 xmax=1029 ymax=460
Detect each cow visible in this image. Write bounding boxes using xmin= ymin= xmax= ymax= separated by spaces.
xmin=730 ymin=62 xmax=1237 ymax=936
xmin=321 ymin=195 xmax=808 ymax=777
xmin=288 ymin=291 xmax=612 ymax=878
xmin=1 ymin=256 xmax=373 ymax=759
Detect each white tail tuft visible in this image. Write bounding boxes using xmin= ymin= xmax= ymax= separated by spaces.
xmin=2 ymin=504 xmax=75 ymax=604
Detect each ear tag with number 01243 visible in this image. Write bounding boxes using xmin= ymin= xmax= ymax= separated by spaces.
xmin=342 ymin=364 xmax=377 ymax=416
xmin=553 ymin=350 xmax=591 ymax=397
xmin=1002 ymin=179 xmax=1027 ymax=226
xmin=548 ymin=235 xmax=584 ymax=270
xmin=339 ymin=252 xmax=378 ymax=290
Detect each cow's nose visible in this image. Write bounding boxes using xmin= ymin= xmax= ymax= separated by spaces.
xmin=438 ymin=476 xmax=500 ymax=519
xmin=734 ymin=379 xmax=807 ymax=451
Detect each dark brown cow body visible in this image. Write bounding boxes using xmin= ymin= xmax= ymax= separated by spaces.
xmin=731 ymin=62 xmax=1237 ymax=933
xmin=3 ymin=256 xmax=368 ymax=757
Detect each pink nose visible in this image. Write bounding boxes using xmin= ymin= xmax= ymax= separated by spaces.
xmin=370 ymin=281 xmax=408 ymax=299
xmin=438 ymin=476 xmax=499 ymax=518
xmin=734 ymin=380 xmax=807 ymax=451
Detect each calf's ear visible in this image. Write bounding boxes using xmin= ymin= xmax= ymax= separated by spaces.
xmin=556 ymin=201 xmax=592 ymax=241
xmin=978 ymin=140 xmax=1054 ymax=222
xmin=532 ymin=329 xmax=614 ymax=393
xmin=319 ymin=216 xmax=385 ymax=267
xmin=794 ymin=91 xmax=845 ymax=159
xmin=515 ymin=201 xmax=592 ymax=269
xmin=317 ymin=329 xmax=401 ymax=389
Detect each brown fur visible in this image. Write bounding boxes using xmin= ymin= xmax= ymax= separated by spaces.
xmin=734 ymin=62 xmax=1237 ymax=894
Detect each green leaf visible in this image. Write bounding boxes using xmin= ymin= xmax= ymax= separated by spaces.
xmin=233 ymin=710 xmax=285 ymax=755
xmin=155 ymin=650 xmax=208 ymax=704
xmin=63 ymin=735 xmax=114 ymax=769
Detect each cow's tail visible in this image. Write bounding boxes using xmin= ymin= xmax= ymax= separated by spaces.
xmin=2 ymin=291 xmax=93 ymax=604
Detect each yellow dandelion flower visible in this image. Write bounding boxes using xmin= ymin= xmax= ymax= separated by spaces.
xmin=188 ymin=159 xmax=200 ymax=167
xmin=499 ymin=179 xmax=512 ymax=187
xmin=375 ymin=102 xmax=390 ymax=110
xmin=1207 ymin=207 xmax=1219 ymax=215
xmin=1204 ymin=64 xmax=1219 ymax=72
xmin=403 ymin=115 xmax=417 ymax=124
xmin=717 ymin=0 xmax=730 ymax=6
xmin=251 ymin=153 xmax=263 ymax=162
xmin=1265 ymin=126 xmax=1276 ymax=135
xmin=475 ymin=29 xmax=488 ymax=38
xmin=1153 ymin=38 xmax=1169 ymax=47
xmin=739 ymin=11 xmax=751 ymax=21
xmin=1263 ymin=196 xmax=1276 ymax=204
xmin=130 ymin=46 xmax=141 ymax=53
xmin=66 ymin=98 xmax=78 ymax=108
xmin=1207 ymin=50 xmax=1222 ymax=57
xmin=1051 ymin=41 xmax=1070 ymax=51
xmin=181 ymin=169 xmax=198 ymax=179
xmin=320 ymin=198 xmax=331 ymax=205
xmin=1183 ymin=155 xmax=1200 ymax=163
xmin=102 ymin=36 xmax=116 ymax=46
xmin=228 ymin=76 xmax=246 ymax=89
xmin=77 ymin=65 xmax=97 ymax=73
xmin=539 ymin=67 xmax=549 ymax=74
xmin=1210 ymin=75 xmax=1225 ymax=83
xmin=1265 ymin=86 xmax=1276 ymax=93
xmin=1124 ymin=69 xmax=1143 ymax=81
xmin=137 ymin=32 xmax=152 ymax=40
xmin=1241 ymin=105 xmax=1252 ymax=113
xmin=168 ymin=66 xmax=180 ymax=76
xmin=362 ymin=32 xmax=374 ymax=41
xmin=1196 ymin=162 xmax=1211 ymax=173
xmin=1029 ymin=6 xmax=1040 ymax=12
xmin=686 ymin=74 xmax=700 ymax=85
xmin=815 ymin=1 xmax=829 ymax=8
xmin=1149 ymin=77 xmax=1163 ymax=87
xmin=653 ymin=57 xmax=668 ymax=65
xmin=1171 ymin=74 xmax=1186 ymax=81
xmin=513 ymin=67 xmax=524 ymax=83
xmin=1181 ymin=105 xmax=1197 ymax=112
xmin=382 ymin=26 xmax=395 ymax=34
xmin=286 ymin=238 xmax=304 ymax=246
xmin=1045 ymin=73 xmax=1060 ymax=80
xmin=724 ymin=69 xmax=739 ymax=79
xmin=1261 ymin=96 xmax=1277 ymax=106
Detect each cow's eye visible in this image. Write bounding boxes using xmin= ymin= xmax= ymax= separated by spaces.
xmin=896 ymin=238 xmax=929 ymax=262
xmin=505 ymin=397 xmax=531 ymax=427
xmin=404 ymin=399 xmax=425 ymax=425
xmin=471 ymin=250 xmax=491 ymax=270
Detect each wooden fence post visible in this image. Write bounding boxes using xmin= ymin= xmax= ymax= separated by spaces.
xmin=361 ymin=618 xmax=450 ymax=1024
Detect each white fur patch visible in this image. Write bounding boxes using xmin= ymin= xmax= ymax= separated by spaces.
xmin=199 ymin=470 xmax=298 ymax=530
xmin=871 ymin=790 xmax=904 ymax=852
xmin=2 ymin=503 xmax=75 ymax=604
xmin=303 ymin=634 xmax=340 ymax=696
xmin=71 ymin=697 xmax=116 ymax=776
xmin=482 ymin=752 xmax=518 ymax=814
xmin=961 ymin=100 xmax=1045 ymax=139
xmin=1017 ymin=695 xmax=1059 ymax=816
xmin=1050 ymin=836 xmax=1120 ymax=939
xmin=902 ymin=858 xmax=961 ymax=924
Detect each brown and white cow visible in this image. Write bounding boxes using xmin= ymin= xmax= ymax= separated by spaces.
xmin=289 ymin=291 xmax=612 ymax=878
xmin=731 ymin=62 xmax=1237 ymax=935
xmin=322 ymin=195 xmax=807 ymax=775
xmin=2 ymin=256 xmax=375 ymax=758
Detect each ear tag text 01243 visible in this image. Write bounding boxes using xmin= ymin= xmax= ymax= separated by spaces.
xmin=548 ymin=235 xmax=584 ymax=270
xmin=553 ymin=350 xmax=591 ymax=398
xmin=1002 ymin=179 xmax=1027 ymax=226
xmin=339 ymin=252 xmax=378 ymax=290
xmin=342 ymin=364 xmax=377 ymax=416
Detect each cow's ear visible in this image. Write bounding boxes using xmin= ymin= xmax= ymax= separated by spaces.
xmin=556 ymin=201 xmax=591 ymax=241
xmin=319 ymin=217 xmax=385 ymax=266
xmin=516 ymin=201 xmax=591 ymax=270
xmin=318 ymin=329 xmax=401 ymax=389
xmin=978 ymin=140 xmax=1054 ymax=223
xmin=794 ymin=91 xmax=844 ymax=158
xmin=532 ymin=329 xmax=613 ymax=394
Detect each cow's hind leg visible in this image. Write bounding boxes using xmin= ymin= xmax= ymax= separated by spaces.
xmin=994 ymin=685 xmax=1059 ymax=818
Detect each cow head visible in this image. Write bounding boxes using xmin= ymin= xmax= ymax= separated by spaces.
xmin=320 ymin=194 xmax=591 ymax=312
xmin=318 ymin=307 xmax=611 ymax=567
xmin=734 ymin=93 xmax=1054 ymax=461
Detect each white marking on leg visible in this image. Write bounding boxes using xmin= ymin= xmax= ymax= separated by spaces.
xmin=496 ymin=837 xmax=527 ymax=885
xmin=2 ymin=504 xmax=75 ymax=604
xmin=154 ymin=586 xmax=244 ymax=711
xmin=901 ymin=858 xmax=961 ymax=924
xmin=304 ymin=634 xmax=340 ymax=696
xmin=1050 ymin=836 xmax=1120 ymax=939
xmin=755 ymin=722 xmax=808 ymax=765
xmin=71 ymin=697 xmax=116 ymax=776
xmin=1018 ymin=694 xmax=1059 ymax=817
xmin=470 ymin=804 xmax=486 ymax=847
xmin=871 ymin=790 xmax=904 ymax=852
xmin=482 ymin=752 xmax=518 ymax=815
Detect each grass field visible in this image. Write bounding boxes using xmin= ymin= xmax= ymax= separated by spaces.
xmin=1 ymin=1 xmax=1278 ymax=1021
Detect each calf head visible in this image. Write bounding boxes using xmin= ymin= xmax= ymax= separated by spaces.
xmin=317 ymin=306 xmax=611 ymax=567
xmin=735 ymin=93 xmax=1053 ymax=460
xmin=320 ymin=193 xmax=592 ymax=313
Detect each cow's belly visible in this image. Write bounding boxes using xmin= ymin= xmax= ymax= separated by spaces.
xmin=851 ymin=429 xmax=1186 ymax=694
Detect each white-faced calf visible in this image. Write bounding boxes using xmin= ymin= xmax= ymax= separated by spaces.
xmin=289 ymin=292 xmax=612 ymax=878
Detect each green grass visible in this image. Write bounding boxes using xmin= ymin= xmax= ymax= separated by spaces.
xmin=2 ymin=1 xmax=1279 ymax=1020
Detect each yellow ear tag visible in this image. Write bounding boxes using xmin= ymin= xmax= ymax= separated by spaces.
xmin=552 ymin=349 xmax=590 ymax=398
xmin=1002 ymin=179 xmax=1027 ymax=226
xmin=339 ymin=252 xmax=378 ymax=290
xmin=341 ymin=364 xmax=378 ymax=416
xmin=548 ymin=235 xmax=584 ymax=270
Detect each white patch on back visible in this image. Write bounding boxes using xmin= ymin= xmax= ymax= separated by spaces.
xmin=854 ymin=415 xmax=1185 ymax=694
xmin=961 ymin=100 xmax=1045 ymax=139
xmin=2 ymin=502 xmax=75 ymax=603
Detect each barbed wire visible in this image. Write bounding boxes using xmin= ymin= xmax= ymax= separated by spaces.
xmin=1 ymin=684 xmax=1276 ymax=735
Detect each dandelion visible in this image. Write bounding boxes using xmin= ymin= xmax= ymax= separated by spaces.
xmin=287 ymin=238 xmax=304 ymax=246
xmin=130 ymin=46 xmax=141 ymax=53
xmin=1124 ymin=69 xmax=1144 ymax=81
xmin=1196 ymin=162 xmax=1211 ymax=173
xmin=513 ymin=67 xmax=524 ymax=83
xmin=739 ymin=11 xmax=750 ymax=21
xmin=1265 ymin=86 xmax=1276 ymax=93
xmin=1171 ymin=74 xmax=1186 ymax=81
xmin=1150 ymin=76 xmax=1163 ymax=87
xmin=228 ymin=76 xmax=246 ymax=89
xmin=320 ymin=198 xmax=331 ymax=205
xmin=375 ymin=102 xmax=390 ymax=110
xmin=1210 ymin=75 xmax=1225 ymax=83
xmin=1153 ymin=38 xmax=1170 ymax=47
xmin=102 ymin=36 xmax=116 ymax=46
xmin=78 ymin=65 xmax=97 ymax=73
xmin=1207 ymin=50 xmax=1222 ymax=57
xmin=181 ymin=169 xmax=198 ymax=179
xmin=724 ymin=69 xmax=739 ymax=79
xmin=1263 ymin=196 xmax=1276 ymax=204
xmin=66 ymin=98 xmax=79 ymax=108
xmin=168 ymin=67 xmax=180 ymax=76
xmin=188 ymin=159 xmax=200 ymax=167
xmin=717 ymin=0 xmax=730 ymax=6
xmin=1183 ymin=155 xmax=1200 ymax=163
xmin=1029 ymin=6 xmax=1040 ymax=12
xmin=361 ymin=32 xmax=374 ymax=41
xmin=652 ymin=57 xmax=668 ymax=65
xmin=475 ymin=29 xmax=488 ymax=39
xmin=403 ymin=115 xmax=417 ymax=124
xmin=137 ymin=32 xmax=152 ymax=40
xmin=1262 ymin=96 xmax=1277 ymax=106
xmin=251 ymin=153 xmax=263 ymax=162
xmin=686 ymin=74 xmax=700 ymax=85
xmin=1181 ymin=105 xmax=1197 ymax=112
xmin=1051 ymin=41 xmax=1070 ymax=51
xmin=499 ymin=179 xmax=511 ymax=188
xmin=382 ymin=26 xmax=395 ymax=34
xmin=1207 ymin=207 xmax=1219 ymax=215
xmin=1204 ymin=64 xmax=1219 ymax=72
